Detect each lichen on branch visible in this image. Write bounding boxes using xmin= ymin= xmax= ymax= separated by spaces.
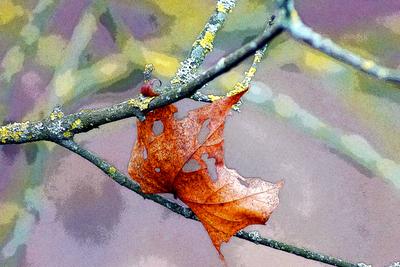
xmin=1 ymin=0 xmax=399 ymax=266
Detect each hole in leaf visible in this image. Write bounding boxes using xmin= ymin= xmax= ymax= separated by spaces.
xmin=198 ymin=119 xmax=210 ymax=144
xmin=173 ymin=108 xmax=190 ymax=120
xmin=152 ymin=120 xmax=164 ymax=136
xmin=142 ymin=147 xmax=147 ymax=159
xmin=155 ymin=167 xmax=161 ymax=173
xmin=201 ymin=153 xmax=217 ymax=181
xmin=183 ymin=159 xmax=201 ymax=172
xmin=173 ymin=100 xmax=203 ymax=120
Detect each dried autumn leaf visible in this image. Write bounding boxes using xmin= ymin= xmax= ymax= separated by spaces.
xmin=128 ymin=90 xmax=282 ymax=255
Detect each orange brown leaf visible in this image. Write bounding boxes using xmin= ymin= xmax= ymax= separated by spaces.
xmin=128 ymin=90 xmax=282 ymax=255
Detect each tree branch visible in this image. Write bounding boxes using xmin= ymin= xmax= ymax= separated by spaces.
xmin=1 ymin=1 xmax=398 ymax=265
xmin=56 ymin=139 xmax=197 ymax=219
xmin=148 ymin=21 xmax=284 ymax=109
xmin=57 ymin=138 xmax=361 ymax=267
xmin=189 ymin=16 xmax=276 ymax=107
xmin=168 ymin=0 xmax=237 ymax=89
xmin=279 ymin=0 xmax=400 ymax=84
xmin=0 ymin=21 xmax=283 ymax=144
xmin=252 ymin=89 xmax=400 ymax=189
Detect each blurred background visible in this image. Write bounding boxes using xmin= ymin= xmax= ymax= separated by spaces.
xmin=1 ymin=0 xmax=400 ymax=266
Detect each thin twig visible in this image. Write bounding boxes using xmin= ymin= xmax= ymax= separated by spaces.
xmin=148 ymin=21 xmax=284 ymax=109
xmin=279 ymin=0 xmax=400 ymax=84
xmin=248 ymin=89 xmax=400 ymax=189
xmin=168 ymin=0 xmax=237 ymax=89
xmin=56 ymin=138 xmax=360 ymax=267
xmin=189 ymin=15 xmax=276 ymax=106
xmin=167 ymin=0 xmax=237 ymax=102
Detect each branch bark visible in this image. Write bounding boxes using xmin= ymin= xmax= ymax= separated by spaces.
xmin=0 ymin=21 xmax=283 ymax=144
xmin=2 ymin=0 xmax=399 ymax=265
xmin=57 ymin=138 xmax=360 ymax=267
xmin=280 ymin=0 xmax=400 ymax=84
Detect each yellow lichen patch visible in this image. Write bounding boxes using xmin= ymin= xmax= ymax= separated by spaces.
xmin=63 ymin=131 xmax=72 ymax=138
xmin=290 ymin=9 xmax=301 ymax=24
xmin=361 ymin=60 xmax=375 ymax=71
xmin=0 ymin=127 xmax=10 ymax=143
xmin=10 ymin=130 xmax=22 ymax=141
xmin=36 ymin=35 xmax=67 ymax=67
xmin=216 ymin=3 xmax=227 ymax=13
xmin=226 ymin=82 xmax=248 ymax=97
xmin=50 ymin=111 xmax=64 ymax=121
xmin=143 ymin=63 xmax=155 ymax=82
xmin=245 ymin=66 xmax=257 ymax=78
xmin=108 ymin=166 xmax=117 ymax=175
xmin=128 ymin=97 xmax=154 ymax=110
xmin=170 ymin=77 xmax=180 ymax=85
xmin=55 ymin=70 xmax=76 ymax=99
xmin=199 ymin=31 xmax=215 ymax=51
xmin=142 ymin=49 xmax=179 ymax=77
xmin=0 ymin=0 xmax=23 ymax=26
xmin=234 ymin=81 xmax=248 ymax=90
xmin=19 ymin=121 xmax=29 ymax=130
xmin=0 ymin=122 xmax=29 ymax=143
xmin=254 ymin=53 xmax=263 ymax=63
xmin=71 ymin=119 xmax=82 ymax=129
xmin=208 ymin=95 xmax=222 ymax=102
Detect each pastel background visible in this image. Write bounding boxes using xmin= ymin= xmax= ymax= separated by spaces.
xmin=1 ymin=0 xmax=400 ymax=266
